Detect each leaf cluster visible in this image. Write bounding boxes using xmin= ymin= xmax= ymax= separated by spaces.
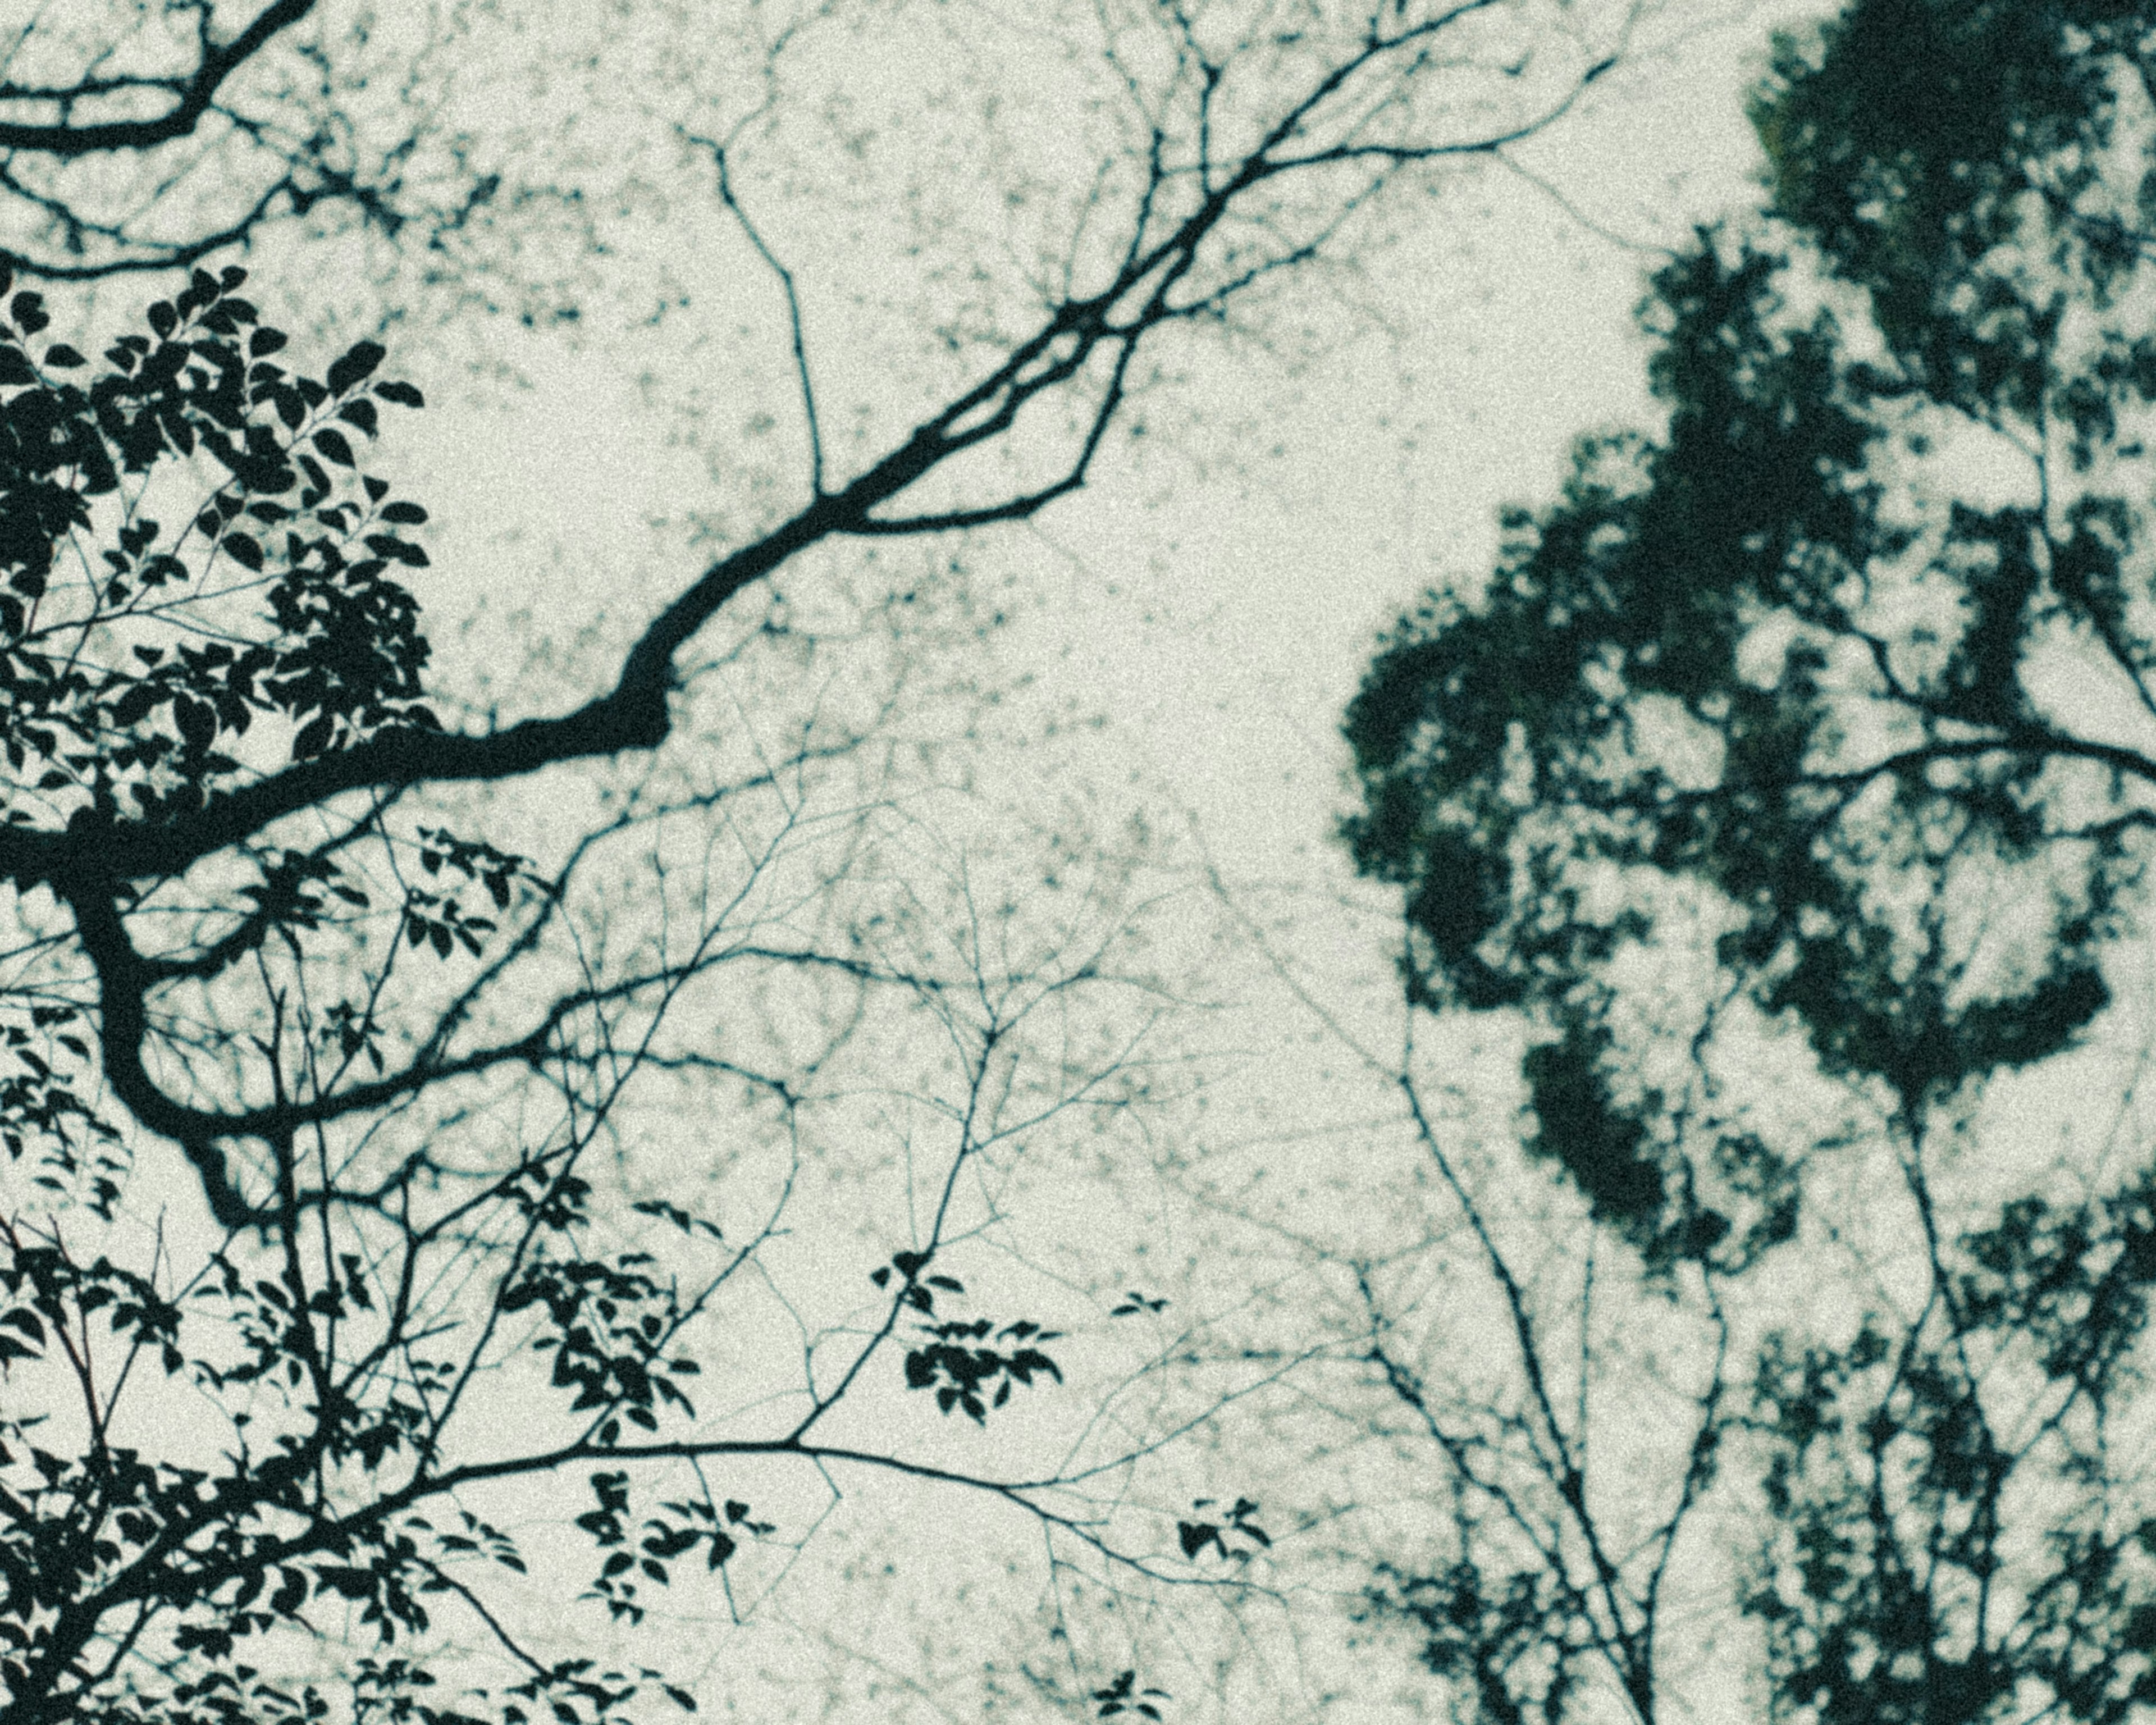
xmin=1343 ymin=0 xmax=2156 ymax=1263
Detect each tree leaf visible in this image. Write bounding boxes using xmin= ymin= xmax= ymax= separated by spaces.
xmin=292 ymin=714 xmax=334 ymax=760
xmin=327 ymin=340 xmax=386 ymax=396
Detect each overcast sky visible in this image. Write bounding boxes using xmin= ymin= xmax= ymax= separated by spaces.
xmin=22 ymin=2 xmax=1862 ymax=1719
xmin=322 ymin=4 xmax=1837 ymax=1718
xmin=361 ymin=0 xmax=1835 ymax=982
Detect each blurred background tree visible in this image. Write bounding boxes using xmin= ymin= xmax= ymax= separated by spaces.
xmin=1344 ymin=1 xmax=2156 ymax=1719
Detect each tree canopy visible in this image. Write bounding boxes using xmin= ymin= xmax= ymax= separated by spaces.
xmin=1344 ymin=1 xmax=2156 ymax=1719
xmin=1348 ymin=0 xmax=2156 ymax=1259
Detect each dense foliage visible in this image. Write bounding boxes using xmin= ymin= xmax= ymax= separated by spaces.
xmin=1346 ymin=1 xmax=2156 ymax=1719
xmin=1349 ymin=0 xmax=2156 ymax=1255
xmin=0 ymin=217 xmax=1209 ymax=1725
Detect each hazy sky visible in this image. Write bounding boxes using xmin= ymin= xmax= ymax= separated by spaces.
xmin=305 ymin=4 xmax=1837 ymax=1718
xmin=12 ymin=3 xmax=1858 ymax=1720
xmin=373 ymin=0 xmax=1835 ymax=951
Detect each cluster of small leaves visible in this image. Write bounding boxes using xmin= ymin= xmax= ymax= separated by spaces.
xmin=190 ymin=1251 xmax=423 ymax=1474
xmin=0 ymin=260 xmax=436 ymax=839
xmin=394 ymin=827 xmax=535 ymax=962
xmin=0 ymin=1227 xmax=182 ymax=1379
xmin=868 ymin=1253 xmax=1067 ymax=1424
xmin=868 ymin=1246 xmax=952 ymax=1311
xmin=0 ymin=1225 xmax=451 ymax=1713
xmin=573 ymin=1470 xmax=771 ymax=1628
xmin=0 ymin=1001 xmax=125 ymax=1217
xmin=500 ymin=1654 xmax=699 ymax=1725
xmin=410 ymin=1507 xmax=528 ymax=1577
xmin=503 ymin=1163 xmax=596 ymax=1234
xmin=1365 ymin=1558 xmax=1587 ymax=1725
xmin=318 ymin=996 xmax=387 ymax=1076
xmin=415 ymin=827 xmax=528 ymax=911
xmin=400 ymin=886 xmax=496 ymax=962
xmin=1108 ymin=1289 xmax=1167 ymax=1317
xmin=629 ymin=1197 xmax=724 ymax=1244
xmin=1739 ymin=1167 xmax=2156 ymax=1722
xmin=236 ymin=846 xmax=373 ymax=939
xmin=1174 ymin=1496 xmax=1270 ymax=1563
xmin=496 ymin=1251 xmax=700 ymax=1441
xmin=902 ymin=1315 xmax=1063 ymax=1425
xmin=1091 ymin=1669 xmax=1171 ymax=1722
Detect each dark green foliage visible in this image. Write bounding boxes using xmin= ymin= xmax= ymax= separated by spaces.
xmin=0 ymin=267 xmax=439 ymax=1229
xmin=1743 ymin=1172 xmax=2156 ymax=1724
xmin=0 ymin=262 xmax=437 ymax=827
xmin=0 ymin=281 xmax=722 ymax=1725
xmin=1520 ymin=1025 xmax=1660 ymax=1233
xmin=1092 ymin=1669 xmax=1172 ymax=1722
xmin=1343 ymin=0 xmax=2156 ymax=1258
xmin=1346 ymin=3 xmax=2156 ymax=1721
xmin=1369 ymin=1559 xmax=1587 ymax=1725
xmin=902 ymin=1317 xmax=1065 ymax=1423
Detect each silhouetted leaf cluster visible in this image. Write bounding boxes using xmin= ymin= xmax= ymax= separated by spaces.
xmin=1346 ymin=2 xmax=2156 ymax=1721
xmin=1174 ymin=1497 xmax=1270 ymax=1563
xmin=1344 ymin=0 xmax=2156 ymax=1261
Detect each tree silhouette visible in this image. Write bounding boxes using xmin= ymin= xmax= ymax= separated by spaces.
xmin=0 ymin=2 xmax=1639 ymax=1719
xmin=1344 ymin=0 xmax=2156 ymax=1719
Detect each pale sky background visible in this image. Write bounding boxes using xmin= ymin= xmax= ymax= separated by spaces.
xmin=13 ymin=2 xmax=1928 ymax=1721
xmin=344 ymin=0 xmax=1837 ymax=1004
xmin=332 ymin=5 xmax=1846 ymax=1716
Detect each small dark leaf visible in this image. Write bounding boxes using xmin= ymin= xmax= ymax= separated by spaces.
xmin=174 ymin=697 xmax=217 ymax=752
xmin=221 ymin=531 xmax=264 ymax=572
xmin=270 ymin=1568 xmax=308 ymax=1617
xmin=249 ymin=328 xmax=289 ymax=358
xmin=292 ymin=714 xmax=334 ymax=760
xmin=113 ymin=684 xmax=162 ymax=727
xmin=40 ymin=344 xmax=85 ymax=368
xmin=327 ymin=339 xmax=387 ymax=396
xmin=312 ymin=427 xmax=356 ymax=468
